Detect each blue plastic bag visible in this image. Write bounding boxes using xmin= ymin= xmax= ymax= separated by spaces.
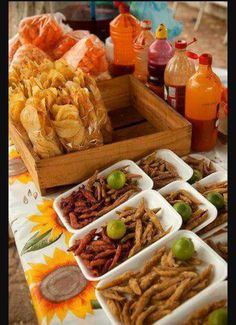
xmin=130 ymin=1 xmax=183 ymax=40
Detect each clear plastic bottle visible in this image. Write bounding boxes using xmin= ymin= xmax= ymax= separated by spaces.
xmin=147 ymin=23 xmax=174 ymax=99
xmin=164 ymin=40 xmax=196 ymax=116
xmin=185 ymin=53 xmax=222 ymax=152
xmin=133 ymin=20 xmax=155 ymax=82
xmin=110 ymin=2 xmax=140 ymax=77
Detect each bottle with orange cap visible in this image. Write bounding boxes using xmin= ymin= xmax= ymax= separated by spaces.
xmin=164 ymin=38 xmax=197 ymax=116
xmin=133 ymin=19 xmax=155 ymax=82
xmin=110 ymin=1 xmax=140 ymax=77
xmin=147 ymin=23 xmax=174 ymax=99
xmin=185 ymin=53 xmax=222 ymax=152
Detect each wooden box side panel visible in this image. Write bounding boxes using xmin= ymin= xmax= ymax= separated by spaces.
xmin=129 ymin=76 xmax=191 ymax=131
xmin=36 ymin=125 xmax=191 ymax=192
xmin=97 ymin=75 xmax=131 ymax=111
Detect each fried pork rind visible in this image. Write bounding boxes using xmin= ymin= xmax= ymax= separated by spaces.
xmin=99 ymin=245 xmax=214 ymax=325
xmin=9 ymin=58 xmax=112 ymax=157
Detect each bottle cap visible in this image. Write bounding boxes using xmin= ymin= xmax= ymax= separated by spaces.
xmin=141 ymin=19 xmax=152 ymax=30
xmin=187 ymin=51 xmax=199 ymax=60
xmin=199 ymin=53 xmax=212 ymax=65
xmin=175 ymin=40 xmax=187 ymax=49
xmin=156 ymin=23 xmax=168 ymax=39
xmin=114 ymin=1 xmax=130 ymax=13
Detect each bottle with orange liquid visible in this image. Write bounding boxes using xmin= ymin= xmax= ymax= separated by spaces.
xmin=185 ymin=53 xmax=222 ymax=152
xmin=133 ymin=20 xmax=155 ymax=82
xmin=164 ymin=39 xmax=197 ymax=116
xmin=110 ymin=2 xmax=140 ymax=77
xmin=147 ymin=23 xmax=174 ymax=99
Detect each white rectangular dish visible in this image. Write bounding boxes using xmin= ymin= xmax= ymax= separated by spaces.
xmin=158 ymin=180 xmax=218 ymax=233
xmin=160 ymin=281 xmax=227 ymax=325
xmin=54 ymin=160 xmax=154 ymax=234
xmin=96 ymin=229 xmax=227 ymax=325
xmin=194 ymin=171 xmax=228 ymax=239
xmin=182 ymin=153 xmax=225 ymax=183
xmin=69 ymin=189 xmax=182 ymax=281
xmin=137 ymin=149 xmax=193 ymax=185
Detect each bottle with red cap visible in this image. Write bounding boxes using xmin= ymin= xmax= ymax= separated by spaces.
xmin=147 ymin=23 xmax=174 ymax=99
xmin=164 ymin=38 xmax=197 ymax=115
xmin=185 ymin=53 xmax=222 ymax=152
xmin=110 ymin=1 xmax=141 ymax=76
xmin=133 ymin=19 xmax=155 ymax=82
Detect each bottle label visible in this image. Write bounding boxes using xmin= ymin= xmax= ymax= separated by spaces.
xmin=166 ymin=86 xmax=186 ymax=115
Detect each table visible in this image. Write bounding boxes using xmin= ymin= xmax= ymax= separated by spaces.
xmin=9 ymin=67 xmax=227 ymax=325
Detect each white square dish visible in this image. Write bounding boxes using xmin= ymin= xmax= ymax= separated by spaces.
xmin=158 ymin=180 xmax=218 ymax=233
xmin=69 ymin=189 xmax=182 ymax=281
xmin=160 ymin=280 xmax=227 ymax=325
xmin=96 ymin=229 xmax=227 ymax=325
xmin=193 ymin=171 xmax=228 ymax=239
xmin=54 ymin=160 xmax=154 ymax=234
xmin=137 ymin=149 xmax=193 ymax=186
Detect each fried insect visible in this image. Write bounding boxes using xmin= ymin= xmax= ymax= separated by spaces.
xmin=69 ymin=198 xmax=169 ymax=277
xmin=99 ymin=246 xmax=214 ymax=325
xmin=138 ymin=152 xmax=180 ymax=189
xmin=183 ymin=155 xmax=216 ymax=178
xmin=60 ymin=166 xmax=142 ymax=229
xmin=164 ymin=189 xmax=208 ymax=231
xmin=196 ymin=181 xmax=228 ymax=236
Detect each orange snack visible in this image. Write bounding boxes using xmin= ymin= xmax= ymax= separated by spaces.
xmin=10 ymin=44 xmax=51 ymax=67
xmin=51 ymin=30 xmax=90 ymax=59
xmin=9 ymin=34 xmax=22 ymax=64
xmin=18 ymin=14 xmax=63 ymax=51
xmin=63 ymin=34 xmax=109 ymax=79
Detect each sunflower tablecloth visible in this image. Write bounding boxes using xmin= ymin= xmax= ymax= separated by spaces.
xmin=9 ymin=140 xmax=227 ymax=325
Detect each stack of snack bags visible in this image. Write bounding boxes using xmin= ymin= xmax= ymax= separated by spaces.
xmin=9 ymin=13 xmax=112 ymax=159
xmin=9 ymin=13 xmax=111 ymax=80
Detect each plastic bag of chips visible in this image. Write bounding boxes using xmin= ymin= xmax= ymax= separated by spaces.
xmin=9 ymin=34 xmax=22 ymax=64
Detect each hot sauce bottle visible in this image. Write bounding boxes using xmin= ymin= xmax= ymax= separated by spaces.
xmin=185 ymin=53 xmax=222 ymax=152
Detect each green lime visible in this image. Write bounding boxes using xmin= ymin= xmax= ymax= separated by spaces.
xmin=107 ymin=170 xmax=126 ymax=190
xmin=208 ymin=308 xmax=227 ymax=325
xmin=107 ymin=220 xmax=126 ymax=240
xmin=206 ymin=192 xmax=225 ymax=210
xmin=172 ymin=237 xmax=195 ymax=261
xmin=173 ymin=201 xmax=192 ymax=222
xmin=188 ymin=169 xmax=203 ymax=184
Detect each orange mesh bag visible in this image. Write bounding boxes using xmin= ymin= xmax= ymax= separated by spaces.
xmin=51 ymin=30 xmax=90 ymax=60
xmin=63 ymin=34 xmax=110 ymax=80
xmin=18 ymin=14 xmax=63 ymax=51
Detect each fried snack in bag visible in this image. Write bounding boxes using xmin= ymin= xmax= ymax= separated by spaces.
xmin=10 ymin=44 xmax=52 ymax=69
xmin=51 ymin=30 xmax=90 ymax=60
xmin=63 ymin=34 xmax=111 ymax=80
xmin=20 ymin=96 xmax=63 ymax=158
xmin=18 ymin=14 xmax=63 ymax=51
xmin=9 ymin=34 xmax=21 ymax=64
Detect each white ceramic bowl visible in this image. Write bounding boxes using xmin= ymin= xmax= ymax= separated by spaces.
xmin=137 ymin=149 xmax=193 ymax=186
xmin=193 ymin=171 xmax=228 ymax=239
xmin=96 ymin=230 xmax=227 ymax=325
xmin=69 ymin=189 xmax=182 ymax=281
xmin=54 ymin=160 xmax=153 ymax=234
xmin=158 ymin=180 xmax=218 ymax=233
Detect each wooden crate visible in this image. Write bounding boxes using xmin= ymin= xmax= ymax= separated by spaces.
xmin=9 ymin=75 xmax=192 ymax=195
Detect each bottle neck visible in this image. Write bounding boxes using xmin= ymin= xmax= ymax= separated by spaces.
xmin=198 ymin=64 xmax=213 ymax=73
xmin=175 ymin=48 xmax=186 ymax=56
